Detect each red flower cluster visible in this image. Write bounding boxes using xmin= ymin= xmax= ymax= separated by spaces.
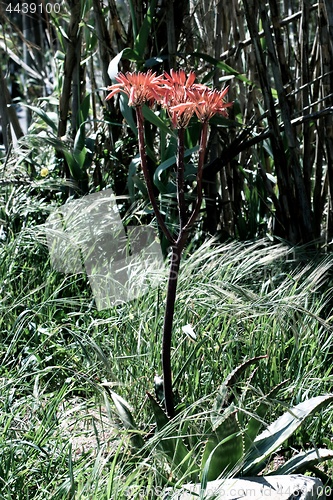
xmin=106 ymin=69 xmax=232 ymax=127
xmin=105 ymin=70 xmax=164 ymax=107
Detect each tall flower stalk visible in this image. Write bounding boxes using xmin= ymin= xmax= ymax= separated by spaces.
xmin=106 ymin=70 xmax=232 ymax=417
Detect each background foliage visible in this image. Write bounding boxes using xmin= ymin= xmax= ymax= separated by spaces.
xmin=1 ymin=0 xmax=333 ymax=245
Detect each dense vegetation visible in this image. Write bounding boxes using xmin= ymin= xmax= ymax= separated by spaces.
xmin=1 ymin=0 xmax=333 ymax=243
xmin=1 ymin=0 xmax=333 ymax=498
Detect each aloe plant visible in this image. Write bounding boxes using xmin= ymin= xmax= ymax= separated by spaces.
xmin=110 ymin=357 xmax=333 ymax=485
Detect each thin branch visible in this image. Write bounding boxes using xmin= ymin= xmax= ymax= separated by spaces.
xmin=181 ymin=121 xmax=208 ymax=239
xmin=135 ymin=106 xmax=175 ymax=244
xmin=176 ymin=128 xmax=187 ymax=231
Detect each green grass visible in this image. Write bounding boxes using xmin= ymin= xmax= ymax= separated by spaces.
xmin=0 ymin=215 xmax=333 ymax=497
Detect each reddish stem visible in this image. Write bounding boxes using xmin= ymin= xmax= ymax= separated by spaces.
xmin=136 ymin=106 xmax=209 ymax=418
xmin=136 ymin=106 xmax=174 ymax=245
xmin=177 ymin=127 xmax=187 ymax=230
xmin=161 ymin=244 xmax=181 ymax=418
xmin=183 ymin=120 xmax=208 ymax=232
xmin=161 ymin=121 xmax=209 ymax=417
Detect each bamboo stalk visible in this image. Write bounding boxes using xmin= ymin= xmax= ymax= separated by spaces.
xmin=318 ymin=1 xmax=333 ymax=240
xmin=57 ymin=0 xmax=82 ymax=139
xmin=261 ymin=0 xmax=314 ymax=242
xmin=92 ymin=0 xmax=115 ymax=89
xmin=242 ymin=0 xmax=297 ymax=242
xmin=299 ymin=0 xmax=313 ymax=204
xmin=0 ymin=62 xmax=24 ymax=151
xmin=219 ymin=4 xmax=319 ymax=62
xmin=166 ymin=0 xmax=177 ymax=69
xmin=323 ymin=0 xmax=333 ymax=42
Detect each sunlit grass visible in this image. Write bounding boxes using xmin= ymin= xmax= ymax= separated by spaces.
xmin=0 ymin=224 xmax=332 ymax=497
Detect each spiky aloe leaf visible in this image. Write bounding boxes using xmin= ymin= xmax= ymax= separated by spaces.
xmin=243 ymin=379 xmax=289 ymax=453
xmin=110 ymin=391 xmax=145 ymax=449
xmin=201 ymin=411 xmax=244 ymax=482
xmin=271 ymin=448 xmax=333 ymax=476
xmin=243 ymin=394 xmax=333 ymax=475
xmin=147 ymin=392 xmax=198 ymax=480
xmin=212 ymin=355 xmax=267 ymax=429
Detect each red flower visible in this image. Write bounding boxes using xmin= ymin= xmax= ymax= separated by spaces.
xmin=171 ymin=86 xmax=233 ymax=123
xmin=105 ymin=70 xmax=164 ymax=107
xmin=105 ymin=69 xmax=232 ymax=126
xmin=161 ymin=70 xmax=206 ymax=128
xmin=162 ymin=69 xmax=197 ymax=89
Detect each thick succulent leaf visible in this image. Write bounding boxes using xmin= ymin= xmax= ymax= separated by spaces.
xmin=243 ymin=394 xmax=333 ymax=474
xmin=244 ymin=380 xmax=289 ymax=452
xmin=221 ymin=355 xmax=268 ymax=391
xmin=110 ymin=391 xmax=144 ymax=449
xmin=212 ymin=356 xmax=267 ymax=428
xmin=271 ymin=448 xmax=333 ymax=476
xmin=147 ymin=393 xmax=197 ymax=480
xmin=147 ymin=391 xmax=169 ymax=429
xmin=201 ymin=411 xmax=244 ymax=481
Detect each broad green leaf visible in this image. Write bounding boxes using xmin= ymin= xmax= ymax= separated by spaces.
xmin=161 ymin=133 xmax=177 ymax=163
xmin=22 ymin=104 xmax=58 ymax=133
xmin=201 ymin=412 xmax=243 ymax=482
xmin=134 ymin=0 xmax=157 ymax=60
xmin=185 ymin=122 xmax=201 ymax=149
xmin=128 ymin=0 xmax=138 ymax=39
xmin=244 ymin=380 xmax=289 ymax=452
xmin=272 ymin=448 xmax=333 ymax=476
xmin=73 ymin=147 xmax=87 ymax=171
xmin=67 ymin=124 xmax=89 ymax=174
xmin=153 ymin=146 xmax=199 ymax=192
xmin=63 ymin=151 xmax=82 ymax=181
xmin=79 ymin=94 xmax=91 ymax=124
xmin=142 ymin=105 xmax=174 ymax=138
xmin=122 ymin=47 xmax=142 ymax=62
xmin=120 ymin=94 xmax=138 ymax=137
xmin=243 ymin=394 xmax=333 ymax=474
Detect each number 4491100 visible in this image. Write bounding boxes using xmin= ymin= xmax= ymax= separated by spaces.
xmin=6 ymin=3 xmax=61 ymax=14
